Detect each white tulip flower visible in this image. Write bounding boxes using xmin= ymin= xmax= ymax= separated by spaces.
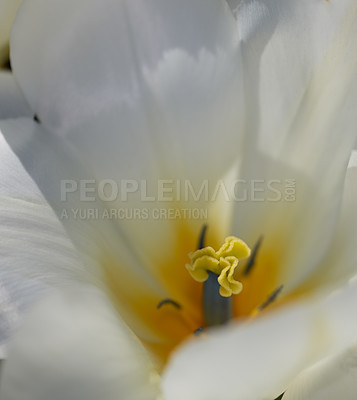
xmin=1 ymin=0 xmax=357 ymax=399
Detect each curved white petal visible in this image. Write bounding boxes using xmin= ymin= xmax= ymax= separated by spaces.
xmin=284 ymin=345 xmax=357 ymax=400
xmin=0 ymin=0 xmax=21 ymax=66
xmin=162 ymin=281 xmax=357 ymax=400
xmin=234 ymin=0 xmax=357 ymax=151
xmin=9 ymin=0 xmax=247 ymax=327
xmin=230 ymin=0 xmax=357 ymax=290
xmin=11 ymin=0 xmax=244 ymax=184
xmin=0 ymin=288 xmax=161 ymax=400
xmin=0 ymin=129 xmax=86 ymax=355
xmin=0 ymin=128 xmax=42 ymax=200
xmin=0 ymin=71 xmax=32 ymax=118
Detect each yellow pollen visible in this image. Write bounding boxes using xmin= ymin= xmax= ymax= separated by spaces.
xmin=186 ymin=236 xmax=251 ymax=298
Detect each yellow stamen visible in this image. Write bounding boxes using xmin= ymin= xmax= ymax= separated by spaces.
xmin=186 ymin=236 xmax=251 ymax=298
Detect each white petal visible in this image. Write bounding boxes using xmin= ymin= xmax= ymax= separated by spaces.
xmin=235 ymin=0 xmax=357 ymax=154
xmin=284 ymin=345 xmax=357 ymax=400
xmin=0 ymin=128 xmax=42 ymax=200
xmin=0 ymin=0 xmax=21 ymax=66
xmin=0 ymin=198 xmax=87 ymax=347
xmin=0 ymin=287 xmax=161 ymax=400
xmin=0 ymin=129 xmax=86 ymax=354
xmin=304 ymin=151 xmax=357 ymax=288
xmin=162 ymin=281 xmax=357 ymax=400
xmin=0 ymin=71 xmax=32 ymax=118
xmin=231 ymin=0 xmax=357 ymax=290
xmin=11 ymin=0 xmax=244 ymax=183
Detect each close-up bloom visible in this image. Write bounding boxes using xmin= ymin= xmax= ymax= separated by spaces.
xmin=1 ymin=0 xmax=357 ymax=399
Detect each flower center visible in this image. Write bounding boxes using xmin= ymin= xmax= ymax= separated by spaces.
xmin=102 ymin=222 xmax=283 ymax=367
xmin=186 ymin=236 xmax=250 ymax=297
xmin=186 ymin=228 xmax=251 ymax=326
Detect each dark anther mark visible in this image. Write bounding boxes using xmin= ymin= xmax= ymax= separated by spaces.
xmin=194 ymin=327 xmax=203 ymax=336
xmin=198 ymin=224 xmax=208 ymax=250
xmin=244 ymin=235 xmax=263 ymax=276
xmin=4 ymin=58 xmax=11 ymax=71
xmin=157 ymin=299 xmax=182 ymax=310
xmin=274 ymin=393 xmax=285 ymax=400
xmin=258 ymin=285 xmax=284 ymax=311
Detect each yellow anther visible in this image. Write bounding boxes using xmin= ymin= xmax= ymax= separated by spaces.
xmin=186 ymin=236 xmax=251 ymax=298
xmin=186 ymin=253 xmax=220 ymax=282
xmin=217 ymin=256 xmax=243 ymax=297
xmin=216 ymin=236 xmax=251 ymax=259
